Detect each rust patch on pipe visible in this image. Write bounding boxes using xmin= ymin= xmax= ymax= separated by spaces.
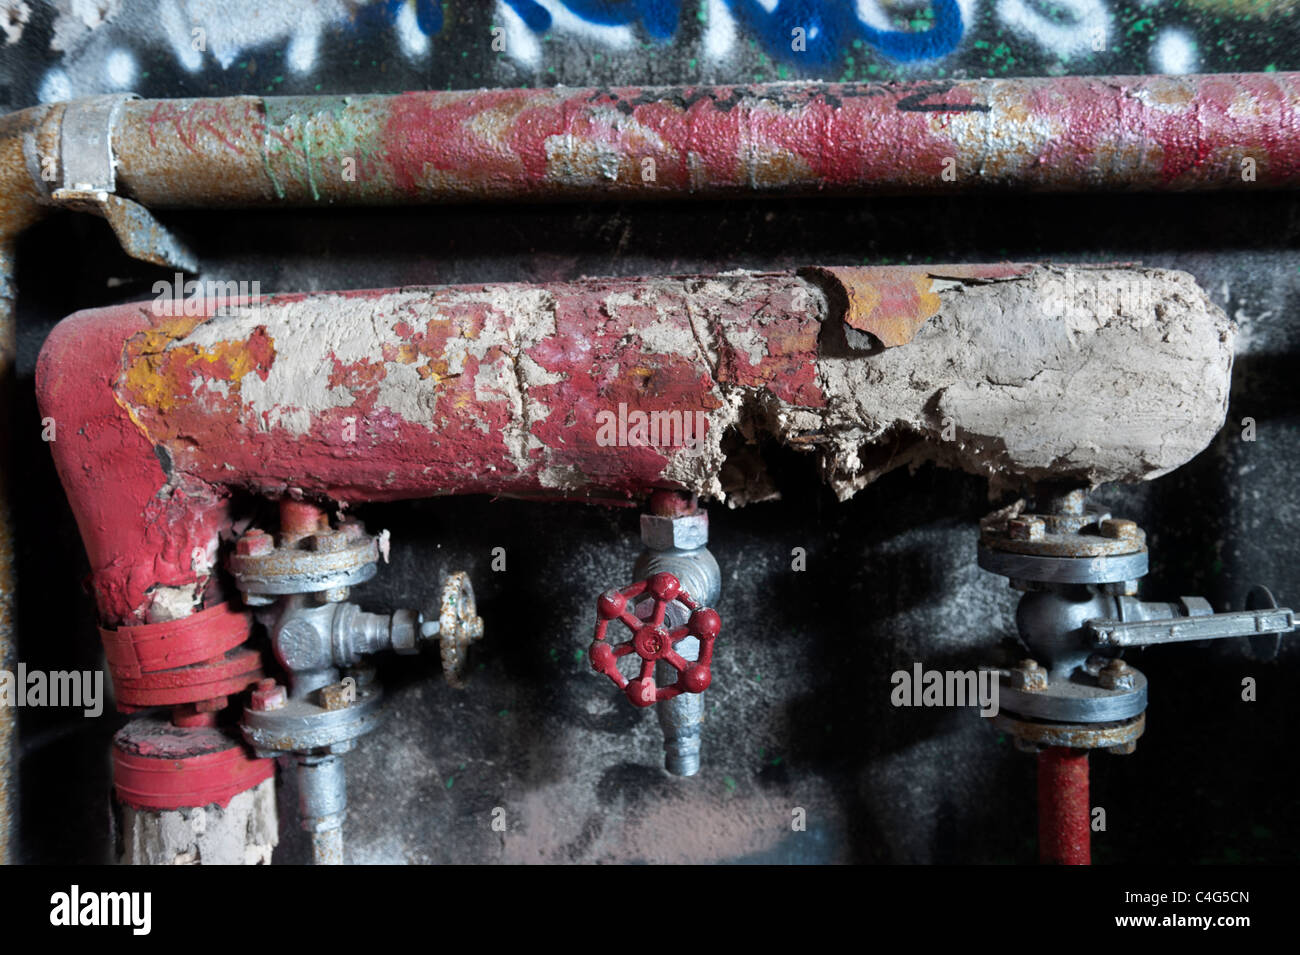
xmin=803 ymin=264 xmax=1034 ymax=346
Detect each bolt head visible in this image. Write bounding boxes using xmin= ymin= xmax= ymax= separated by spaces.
xmin=308 ymin=531 xmax=350 ymax=553
xmin=319 ymin=682 xmax=354 ymax=711
xmin=321 ymin=585 xmax=350 ymax=603
xmin=236 ymin=529 xmax=274 ymax=556
xmin=1007 ymin=517 xmax=1045 ymax=541
xmin=1098 ymin=659 xmax=1136 ymax=690
xmin=1107 ymin=741 xmax=1138 ymax=755
xmin=250 ymin=680 xmax=286 ymax=711
xmin=1010 ymin=659 xmax=1049 ymax=692
xmin=1100 ymin=518 xmax=1139 ymax=541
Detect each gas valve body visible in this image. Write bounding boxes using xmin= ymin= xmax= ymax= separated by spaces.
xmin=229 ymin=499 xmax=483 ymax=864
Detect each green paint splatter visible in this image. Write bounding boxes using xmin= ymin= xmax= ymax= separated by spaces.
xmin=446 ymin=777 xmax=455 ymax=789
xmin=723 ymin=776 xmax=737 ymax=792
xmin=497 ymin=709 xmax=509 ymax=717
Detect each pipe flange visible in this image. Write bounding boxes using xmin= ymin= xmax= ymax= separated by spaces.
xmin=980 ymin=510 xmax=1146 ymax=558
xmin=241 ymin=682 xmax=384 ymax=757
xmin=992 ymin=711 xmax=1145 ymax=754
xmin=977 ymin=546 xmax=1149 ymax=585
xmin=995 ymin=662 xmax=1148 ymax=723
xmin=979 ymin=508 xmax=1148 ymax=585
xmin=228 ymin=525 xmax=380 ymax=599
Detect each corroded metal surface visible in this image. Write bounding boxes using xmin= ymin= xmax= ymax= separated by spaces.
xmin=435 ymin=571 xmax=484 ymax=689
xmin=803 ymin=263 xmax=1032 ymax=346
xmin=993 ymin=711 xmax=1146 ymax=751
xmin=1038 ymin=747 xmax=1091 ymax=865
xmin=35 ymin=263 xmax=1234 ymax=626
xmin=0 ymin=102 xmax=58 ymax=864
xmin=102 ymin=74 xmax=1300 ymax=208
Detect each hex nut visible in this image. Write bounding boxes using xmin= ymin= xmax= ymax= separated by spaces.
xmin=1098 ymin=659 xmax=1136 ymax=691
xmin=1100 ymin=518 xmax=1139 ymax=541
xmin=250 ymin=679 xmax=286 ymax=711
xmin=1010 ymin=659 xmax=1049 ymax=692
xmin=319 ymin=682 xmax=355 ymax=711
xmin=1007 ymin=517 xmax=1045 ymax=541
xmin=309 ymin=531 xmax=352 ymax=553
xmin=321 ymin=586 xmax=350 ymax=604
xmin=236 ymin=529 xmax=274 ymax=557
xmin=390 ymin=608 xmax=420 ymax=655
xmin=640 ymin=512 xmax=709 ymax=551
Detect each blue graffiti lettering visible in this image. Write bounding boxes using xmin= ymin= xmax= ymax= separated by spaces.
xmin=503 ymin=0 xmax=963 ymax=64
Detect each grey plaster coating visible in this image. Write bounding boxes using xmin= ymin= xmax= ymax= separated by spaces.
xmin=9 ymin=189 xmax=1300 ymax=864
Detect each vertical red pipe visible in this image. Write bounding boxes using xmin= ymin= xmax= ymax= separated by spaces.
xmin=1038 ymin=747 xmax=1091 ymax=865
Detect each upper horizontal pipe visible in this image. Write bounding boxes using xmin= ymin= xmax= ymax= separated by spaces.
xmin=82 ymin=73 xmax=1300 ymax=207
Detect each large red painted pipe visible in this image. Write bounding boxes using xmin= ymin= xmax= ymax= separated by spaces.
xmin=35 ymin=263 xmax=1234 ymax=628
xmin=33 ymin=271 xmax=817 ymax=627
xmin=1038 ymin=747 xmax=1091 ymax=865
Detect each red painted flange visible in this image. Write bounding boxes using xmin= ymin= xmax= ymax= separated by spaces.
xmin=113 ymin=647 xmax=264 ymax=712
xmin=100 ymin=603 xmax=252 ymax=681
xmin=112 ymin=717 xmax=274 ymax=811
xmin=590 ymin=572 xmax=720 ymax=707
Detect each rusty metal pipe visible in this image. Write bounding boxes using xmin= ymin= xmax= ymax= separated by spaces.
xmin=101 ymin=74 xmax=1300 ymax=208
xmin=1038 ymin=747 xmax=1091 ymax=865
xmin=0 ymin=100 xmax=60 ymax=865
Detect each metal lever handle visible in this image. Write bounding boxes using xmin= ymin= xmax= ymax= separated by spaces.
xmin=1088 ymin=606 xmax=1295 ymax=648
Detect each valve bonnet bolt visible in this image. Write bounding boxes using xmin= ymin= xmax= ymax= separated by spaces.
xmin=1100 ymin=518 xmax=1138 ymax=540
xmin=1008 ymin=517 xmax=1045 ymax=541
xmin=237 ymin=529 xmax=274 ymax=556
xmin=250 ymin=679 xmax=286 ymax=711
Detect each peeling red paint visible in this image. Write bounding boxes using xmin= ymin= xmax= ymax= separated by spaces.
xmin=36 ymin=270 xmax=839 ymax=628
xmin=104 ymin=74 xmax=1300 ymax=211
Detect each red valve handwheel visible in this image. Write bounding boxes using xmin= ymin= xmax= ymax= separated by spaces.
xmin=590 ymin=571 xmax=720 ymax=708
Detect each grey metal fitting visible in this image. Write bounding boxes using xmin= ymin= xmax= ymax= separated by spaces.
xmin=640 ymin=512 xmax=709 ymax=551
xmin=297 ymin=755 xmax=347 ymax=866
xmin=237 ymin=514 xmax=483 ymax=864
xmin=1015 ymin=589 xmax=1121 ymax=683
xmin=628 ymin=506 xmax=720 ymax=777
xmin=271 ymin=597 xmax=409 ymax=698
